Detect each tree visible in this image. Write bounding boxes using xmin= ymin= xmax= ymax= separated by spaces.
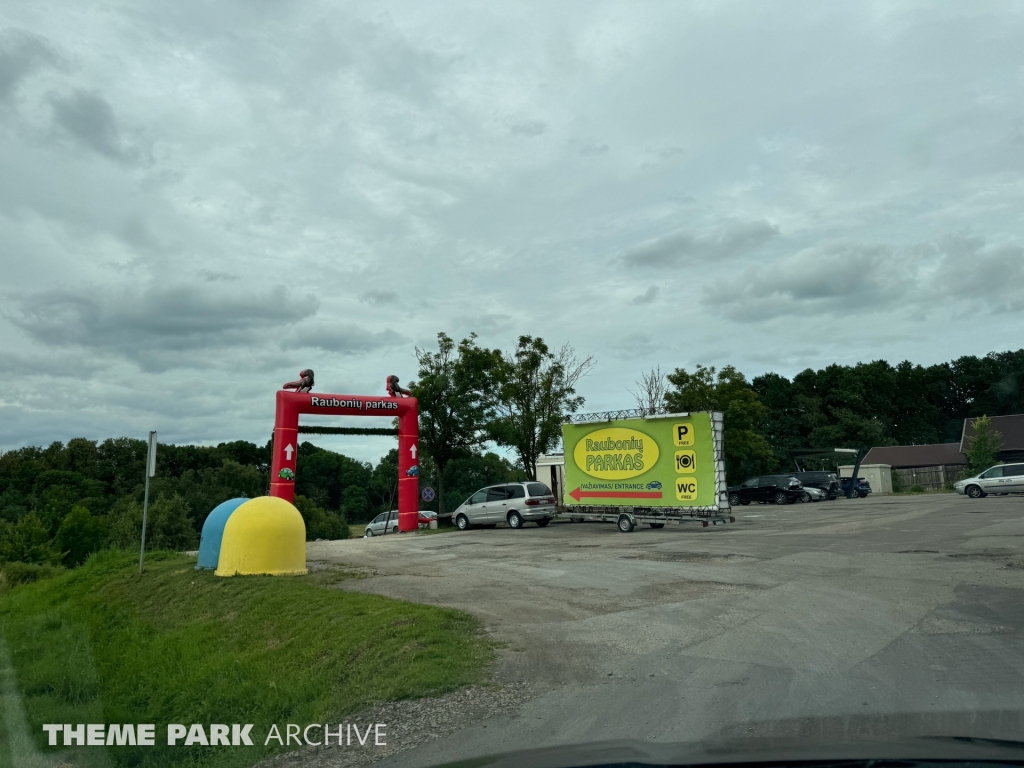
xmin=630 ymin=366 xmax=667 ymax=415
xmin=294 ymin=495 xmax=349 ymax=540
xmin=664 ymin=365 xmax=776 ymax=482
xmin=489 ymin=336 xmax=594 ymax=480
xmin=0 ymin=513 xmax=62 ymax=565
xmin=965 ymin=415 xmax=1003 ymax=474
xmin=54 ymin=506 xmax=108 ymax=566
xmin=410 ymin=333 xmax=500 ymax=515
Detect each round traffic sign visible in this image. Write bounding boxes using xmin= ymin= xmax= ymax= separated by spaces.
xmin=421 ymin=486 xmax=436 ymax=502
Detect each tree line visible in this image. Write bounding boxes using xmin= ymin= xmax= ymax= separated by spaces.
xmin=2 ymin=337 xmax=1020 ymax=573
xmin=644 ymin=349 xmax=1024 ymax=481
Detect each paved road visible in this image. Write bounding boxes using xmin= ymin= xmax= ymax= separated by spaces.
xmin=307 ymin=494 xmax=1024 ymax=765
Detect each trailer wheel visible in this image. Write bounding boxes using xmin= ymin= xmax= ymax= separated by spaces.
xmin=535 ymin=518 xmax=550 ymax=527
xmin=617 ymin=514 xmax=635 ymax=533
xmin=648 ymin=522 xmax=665 ymax=529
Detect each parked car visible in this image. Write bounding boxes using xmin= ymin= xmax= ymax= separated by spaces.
xmin=452 ymin=482 xmax=557 ymax=530
xmin=728 ymin=475 xmax=804 ymax=506
xmin=841 ymin=477 xmax=872 ymax=498
xmin=800 ymin=486 xmax=827 ymax=503
xmin=790 ymin=471 xmax=842 ymax=500
xmin=954 ymin=463 xmax=1024 ymax=498
xmin=363 ymin=509 xmax=435 ymax=536
xmin=363 ymin=510 xmax=399 ymax=536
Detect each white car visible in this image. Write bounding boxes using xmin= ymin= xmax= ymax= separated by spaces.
xmin=363 ymin=511 xmax=399 ymax=536
xmin=954 ymin=463 xmax=1024 ymax=498
xmin=451 ymin=482 xmax=557 ymax=530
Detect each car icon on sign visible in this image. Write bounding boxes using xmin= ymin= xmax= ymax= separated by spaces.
xmin=646 ymin=481 xmax=663 ymax=490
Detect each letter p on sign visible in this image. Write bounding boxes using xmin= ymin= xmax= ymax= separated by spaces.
xmin=673 ymin=423 xmax=693 ymax=446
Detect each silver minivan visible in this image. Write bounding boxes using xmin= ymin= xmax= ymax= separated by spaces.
xmin=954 ymin=463 xmax=1024 ymax=498
xmin=452 ymin=482 xmax=557 ymax=530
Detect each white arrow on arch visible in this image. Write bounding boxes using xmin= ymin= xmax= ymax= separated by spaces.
xmin=284 ymin=444 xmax=294 ymax=460
xmin=409 ymin=444 xmax=417 ymax=459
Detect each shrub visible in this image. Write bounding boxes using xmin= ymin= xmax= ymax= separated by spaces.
xmin=0 ymin=561 xmax=63 ymax=587
xmin=106 ymin=494 xmax=198 ymax=551
xmin=0 ymin=512 xmax=62 ymax=565
xmin=910 ymin=485 xmax=926 ymax=493
xmin=55 ymin=506 xmax=109 ymax=566
xmin=294 ymin=495 xmax=350 ymax=540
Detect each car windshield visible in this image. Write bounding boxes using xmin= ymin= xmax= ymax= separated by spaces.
xmin=5 ymin=4 xmax=1023 ymax=768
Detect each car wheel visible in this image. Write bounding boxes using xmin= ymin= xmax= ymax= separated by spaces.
xmin=535 ymin=518 xmax=550 ymax=527
xmin=800 ymin=491 xmax=811 ymax=503
xmin=456 ymin=514 xmax=470 ymax=530
xmin=617 ymin=513 xmax=635 ymax=533
xmin=728 ymin=492 xmax=742 ymax=506
xmin=774 ymin=491 xmax=788 ymax=505
xmin=966 ymin=485 xmax=984 ymax=499
xmin=858 ymin=491 xmax=868 ymax=498
xmin=392 ymin=526 xmax=399 ymax=533
xmin=508 ymin=511 xmax=524 ymax=529
xmin=364 ymin=528 xmax=374 ymax=537
xmin=649 ymin=522 xmax=665 ymax=529
xmin=741 ymin=500 xmax=751 ymax=505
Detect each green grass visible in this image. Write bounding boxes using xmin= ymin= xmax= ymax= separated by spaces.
xmin=0 ymin=550 xmax=493 ymax=768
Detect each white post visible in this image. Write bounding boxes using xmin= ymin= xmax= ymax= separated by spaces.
xmin=139 ymin=431 xmax=157 ymax=574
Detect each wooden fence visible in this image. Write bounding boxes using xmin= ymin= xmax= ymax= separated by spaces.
xmin=893 ymin=465 xmax=967 ymax=491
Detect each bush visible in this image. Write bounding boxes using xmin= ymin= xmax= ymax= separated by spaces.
xmin=54 ymin=506 xmax=109 ymax=566
xmin=294 ymin=495 xmax=350 ymax=540
xmin=0 ymin=512 xmax=62 ymax=565
xmin=0 ymin=561 xmax=63 ymax=587
xmin=910 ymin=485 xmax=926 ymax=493
xmin=890 ymin=470 xmax=904 ymax=494
xmin=107 ymin=494 xmax=198 ymax=551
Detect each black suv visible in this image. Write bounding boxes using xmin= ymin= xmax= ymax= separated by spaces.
xmin=790 ymin=471 xmax=842 ymax=500
xmin=728 ymin=475 xmax=804 ymax=506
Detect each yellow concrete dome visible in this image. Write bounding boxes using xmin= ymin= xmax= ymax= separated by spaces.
xmin=215 ymin=496 xmax=308 ymax=577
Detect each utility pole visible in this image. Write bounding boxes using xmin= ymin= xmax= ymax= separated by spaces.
xmin=139 ymin=431 xmax=157 ymax=574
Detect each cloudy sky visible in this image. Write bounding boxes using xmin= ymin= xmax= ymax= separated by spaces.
xmin=1 ymin=2 xmax=1023 ymax=462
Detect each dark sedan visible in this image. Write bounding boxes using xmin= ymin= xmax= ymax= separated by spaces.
xmin=728 ymin=475 xmax=804 ymax=506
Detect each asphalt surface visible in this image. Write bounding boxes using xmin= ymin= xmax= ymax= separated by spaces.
xmin=306 ymin=493 xmax=1024 ymax=765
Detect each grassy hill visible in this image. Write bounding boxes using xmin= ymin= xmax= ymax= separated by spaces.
xmin=0 ymin=551 xmax=493 ymax=768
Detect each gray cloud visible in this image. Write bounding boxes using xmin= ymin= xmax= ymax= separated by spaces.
xmin=5 ymin=284 xmax=318 ymax=355
xmin=360 ymin=290 xmax=399 ymax=305
xmin=286 ymin=324 xmax=404 ymax=354
xmin=511 ymin=120 xmax=545 ymax=137
xmin=621 ymin=219 xmax=781 ymax=267
xmin=0 ymin=29 xmax=58 ymax=103
xmin=50 ymin=89 xmax=137 ymax=163
xmin=630 ymin=286 xmax=659 ymax=305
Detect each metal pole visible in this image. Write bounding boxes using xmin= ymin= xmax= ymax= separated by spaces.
xmin=139 ymin=431 xmax=156 ymax=574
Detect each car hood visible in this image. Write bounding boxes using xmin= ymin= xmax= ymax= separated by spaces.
xmin=432 ymin=735 xmax=1024 ymax=768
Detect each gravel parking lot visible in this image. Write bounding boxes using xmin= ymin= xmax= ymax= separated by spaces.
xmin=305 ymin=493 xmax=1024 ymax=766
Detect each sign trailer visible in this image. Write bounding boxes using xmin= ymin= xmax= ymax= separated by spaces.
xmin=559 ymin=411 xmax=732 ymax=532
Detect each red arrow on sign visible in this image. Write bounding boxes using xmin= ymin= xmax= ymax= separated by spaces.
xmin=569 ymin=487 xmax=663 ymax=501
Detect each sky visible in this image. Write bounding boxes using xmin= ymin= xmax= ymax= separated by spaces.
xmin=1 ymin=1 xmax=1023 ymax=463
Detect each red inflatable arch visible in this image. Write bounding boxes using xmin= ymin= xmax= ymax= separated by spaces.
xmin=269 ymin=386 xmax=419 ymax=533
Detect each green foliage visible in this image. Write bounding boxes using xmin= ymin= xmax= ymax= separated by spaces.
xmin=0 ymin=552 xmax=492 ymax=768
xmin=910 ymin=485 xmax=926 ymax=493
xmin=411 ymin=332 xmax=500 ymax=514
xmin=751 ymin=350 xmax=1024 ymax=457
xmin=55 ymin=506 xmax=109 ymax=566
xmin=665 ymin=365 xmax=776 ymax=482
xmin=890 ymin=470 xmax=904 ymax=493
xmin=0 ymin=512 xmax=62 ymax=565
xmin=293 ymin=495 xmax=350 ymax=540
xmin=489 ymin=335 xmax=594 ymax=480
xmin=0 ymin=561 xmax=63 ymax=588
xmin=965 ymin=414 xmax=1003 ymax=474
xmin=106 ymin=495 xmax=198 ymax=552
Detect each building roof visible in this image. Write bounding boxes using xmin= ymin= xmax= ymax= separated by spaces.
xmin=961 ymin=414 xmax=1024 ymax=453
xmin=862 ymin=443 xmax=966 ymax=468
